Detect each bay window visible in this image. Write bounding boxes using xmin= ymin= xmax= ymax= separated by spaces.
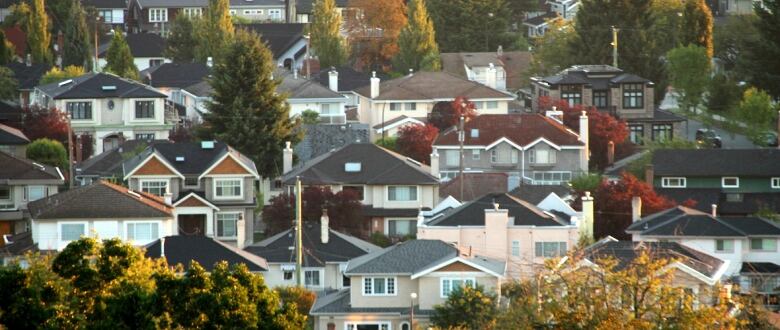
xmin=214 ymin=178 xmax=242 ymax=199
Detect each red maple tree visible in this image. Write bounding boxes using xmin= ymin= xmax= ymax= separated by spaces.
xmin=396 ymin=123 xmax=439 ymax=165
xmin=21 ymin=106 xmax=69 ymax=143
xmin=262 ymin=186 xmax=363 ymax=237
xmin=428 ymin=96 xmax=477 ymax=131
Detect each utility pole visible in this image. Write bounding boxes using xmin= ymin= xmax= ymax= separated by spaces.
xmin=66 ymin=113 xmax=74 ymax=188
xmin=458 ymin=115 xmax=465 ymax=201
xmin=611 ymin=26 xmax=619 ymax=68
xmin=295 ymin=176 xmax=303 ymax=286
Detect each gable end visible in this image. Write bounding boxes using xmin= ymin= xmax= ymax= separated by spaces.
xmin=207 ymin=156 xmax=250 ymax=176
xmin=135 ymin=156 xmax=175 ymax=176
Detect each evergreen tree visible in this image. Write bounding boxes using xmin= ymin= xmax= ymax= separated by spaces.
xmin=103 ymin=32 xmax=139 ymax=80
xmin=26 ymin=0 xmax=51 ymax=64
xmin=62 ymin=2 xmax=93 ymax=69
xmin=0 ymin=67 xmax=17 ymax=100
xmin=48 ymin=0 xmax=77 ymax=38
xmin=164 ymin=15 xmax=196 ymax=62
xmin=427 ymin=0 xmax=513 ymax=52
xmin=0 ymin=30 xmax=15 ymax=65
xmin=193 ymin=0 xmax=234 ymax=63
xmin=394 ymin=0 xmax=440 ymax=72
xmin=681 ymin=0 xmax=714 ymax=59
xmin=742 ymin=0 xmax=780 ymax=98
xmin=309 ymin=0 xmax=347 ymax=68
xmin=200 ymin=30 xmax=300 ymax=177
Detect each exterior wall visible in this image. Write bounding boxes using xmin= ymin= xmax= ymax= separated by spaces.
xmin=363 ymin=184 xmax=438 ymax=209
xmin=314 ymin=315 xmax=423 ymax=330
xmin=97 ymin=57 xmax=169 ymax=72
xmin=288 ymin=99 xmax=348 ymax=124
xmin=231 ymin=6 xmax=286 ymax=22
xmin=31 ymin=217 xmax=174 ymax=251
xmin=417 ymin=273 xmax=499 ymax=310
xmin=262 ymin=263 xmax=345 ymax=291
xmin=654 ymin=176 xmax=780 ymax=193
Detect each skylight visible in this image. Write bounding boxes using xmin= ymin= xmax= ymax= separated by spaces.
xmin=344 ymin=162 xmax=361 ymax=172
xmin=101 ymin=85 xmax=117 ymax=91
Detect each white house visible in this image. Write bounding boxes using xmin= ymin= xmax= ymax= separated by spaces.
xmin=97 ymin=33 xmax=169 ymax=72
xmin=276 ymin=69 xmax=349 ymax=124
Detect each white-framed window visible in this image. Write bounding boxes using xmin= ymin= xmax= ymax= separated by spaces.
xmin=98 ymin=10 xmax=113 ymax=23
xmin=214 ymin=178 xmax=243 ymax=199
xmin=140 ymin=179 xmax=168 ymax=196
xmin=511 ymin=240 xmax=520 ymax=256
xmin=363 ymin=277 xmax=396 ymax=296
xmin=490 ymin=148 xmax=518 ymax=164
xmin=387 ymin=218 xmax=417 ymax=237
xmin=389 ymin=103 xmax=402 ymax=111
xmin=750 ymin=238 xmax=777 ymax=252
xmin=485 ymin=101 xmax=498 ymax=109
xmin=243 ymin=9 xmax=263 ymax=15
xmin=60 ymin=222 xmax=87 ymax=242
xmin=148 ymin=8 xmax=168 ymax=22
xmin=25 ymin=185 xmax=46 ymax=201
xmin=387 ymin=186 xmax=417 ymax=201
xmin=268 ymin=9 xmax=282 ymax=20
xmin=772 ymin=177 xmax=780 ymax=189
xmin=345 ymin=323 xmax=390 ymax=330
xmin=471 ymin=149 xmax=480 ymax=160
xmin=532 ymin=171 xmax=572 ymax=184
xmin=405 ymin=102 xmax=416 ymax=110
xmin=535 ymin=241 xmax=567 ymax=258
xmin=446 ymin=150 xmax=459 ymax=166
xmin=216 ymin=212 xmax=239 ymax=238
xmin=440 ymin=277 xmax=475 ymax=297
xmin=182 ymin=7 xmax=202 ymax=17
xmin=304 ymin=269 xmax=321 ymax=287
xmin=715 ymin=239 xmax=734 ymax=253
xmin=722 ymin=177 xmax=739 ymax=188
xmin=529 ymin=149 xmax=556 ymax=164
xmin=125 ymin=221 xmax=160 ymax=243
xmin=661 ymin=177 xmax=686 ymax=188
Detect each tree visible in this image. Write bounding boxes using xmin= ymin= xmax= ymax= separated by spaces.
xmin=22 ymin=0 xmax=51 ymax=64
xmin=430 ymin=285 xmax=498 ymax=330
xmin=62 ymin=2 xmax=93 ymax=69
xmin=666 ymin=45 xmax=711 ymax=112
xmin=39 ymin=65 xmax=85 ymax=85
xmin=276 ymin=286 xmax=316 ymax=318
xmin=681 ymin=0 xmax=714 ymax=59
xmin=309 ymin=0 xmax=347 ymax=68
xmin=714 ymin=14 xmax=759 ymax=72
xmin=428 ymin=96 xmax=477 ymax=131
xmin=737 ymin=87 xmax=777 ymax=126
xmin=193 ymin=0 xmax=234 ymax=63
xmin=165 ymin=15 xmax=197 ymax=62
xmin=396 ymin=123 xmax=439 ymax=165
xmin=427 ymin=0 xmax=513 ymax=53
xmin=707 ymin=73 xmax=743 ymax=113
xmin=0 ymin=30 xmax=15 ymax=65
xmin=374 ymin=136 xmax=398 ymax=152
xmin=0 ymin=67 xmax=18 ymax=100
xmin=103 ymin=32 xmax=139 ymax=80
xmin=528 ymin=18 xmax=577 ymax=76
xmin=741 ymin=0 xmax=780 ymax=98
xmin=346 ymin=0 xmax=406 ymax=71
xmin=21 ymin=106 xmax=69 ymax=142
xmin=262 ymin=186 xmax=363 ymax=236
xmin=26 ymin=138 xmax=68 ymax=170
xmin=47 ymin=0 xmax=77 ymax=39
xmin=394 ymin=0 xmax=440 ymax=73
xmin=200 ymin=29 xmax=300 ymax=177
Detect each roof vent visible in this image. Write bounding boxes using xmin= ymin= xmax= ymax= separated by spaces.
xmin=201 ymin=141 xmax=215 ymax=149
xmin=102 ymin=85 xmax=117 ymax=91
xmin=175 ymin=156 xmax=185 ymax=162
xmin=470 ymin=129 xmax=479 ymax=138
xmin=58 ymin=79 xmax=73 ymax=87
xmin=345 ymin=162 xmax=361 ymax=172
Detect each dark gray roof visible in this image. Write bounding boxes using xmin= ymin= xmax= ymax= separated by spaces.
xmin=98 ymin=33 xmax=166 ymax=58
xmin=294 ymin=123 xmax=370 ymax=163
xmin=240 ymin=23 xmax=306 ymax=58
xmin=310 ymin=289 xmax=435 ymax=315
xmin=354 ymin=71 xmax=513 ymax=100
xmin=141 ymin=62 xmax=210 ymax=88
xmin=27 ymin=181 xmax=173 ymax=220
xmin=741 ymin=262 xmax=780 ymax=274
xmin=282 ymin=143 xmax=439 ymax=186
xmin=625 ymin=206 xmax=780 ymax=237
xmin=0 ymin=231 xmax=36 ymax=257
xmin=538 ymin=65 xmax=653 ymax=89
xmin=426 ymin=193 xmax=569 ymax=227
xmin=361 ymin=206 xmax=420 ymax=218
xmin=653 ymin=149 xmax=780 ymax=177
xmin=0 ymin=123 xmax=28 ymax=145
xmin=82 ymin=0 xmax=127 ymax=9
xmin=628 ymin=109 xmax=686 ymax=123
xmin=314 ymin=66 xmax=387 ymax=92
xmin=36 ymin=73 xmax=167 ymax=100
xmin=123 ymin=141 xmax=257 ymax=177
xmin=135 ymin=0 xmax=208 ymax=9
xmin=523 ymin=12 xmax=558 ymax=26
xmin=276 ymin=70 xmax=345 ymax=99
xmin=509 ymin=184 xmax=572 ymax=204
xmin=182 ymin=80 xmax=213 ymax=97
xmin=6 ymin=62 xmax=51 ymax=90
xmin=657 ymin=188 xmax=780 ymax=216
xmin=76 ymin=139 xmax=170 ymax=178
xmin=0 ymin=100 xmax=21 ymax=124
xmin=0 ymin=150 xmax=62 ymax=181
xmin=146 ymin=235 xmax=268 ymax=272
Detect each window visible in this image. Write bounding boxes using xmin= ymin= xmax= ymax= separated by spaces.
xmin=715 ymin=239 xmax=734 ymax=253
xmin=0 ymin=186 xmax=9 ymax=200
xmin=661 ymin=177 xmax=686 ymax=188
xmin=401 ymin=322 xmax=411 ymax=330
xmin=283 ymin=271 xmax=293 ymax=280
xmin=184 ymin=177 xmax=199 ymax=187
xmin=535 ymin=242 xmax=567 ymax=257
xmin=135 ymin=101 xmax=155 ymax=119
xmin=651 ymin=124 xmax=673 ymax=141
xmin=471 ymin=149 xmax=480 ymax=160
xmin=484 ymin=101 xmax=498 ymax=109
xmin=182 ymin=7 xmax=202 ymax=17
xmin=511 ymin=240 xmax=520 ymax=256
xmin=388 ymin=219 xmax=417 ymax=236
xmin=726 ymin=193 xmax=743 ymax=202
xmin=441 ymin=277 xmax=475 ymax=297
xmin=629 ymin=125 xmax=644 ymax=145
xmin=140 ymin=180 xmax=167 ymax=196
xmin=532 ymin=171 xmax=572 ymax=184
xmin=269 ymin=9 xmax=282 ymax=20
xmin=772 ymin=178 xmax=780 ymax=189
xmin=530 ymin=149 xmax=556 ymax=164
xmin=722 ymin=177 xmax=740 ymax=188
xmin=388 ymin=186 xmax=417 ymax=201
xmin=66 ymin=102 xmax=92 ymax=120
xmin=149 ymin=59 xmax=163 ymax=67
xmin=216 ymin=212 xmax=239 ymax=238
xmin=305 ymin=270 xmax=321 ymax=286
xmin=622 ymin=83 xmax=644 ymax=108
xmin=750 ymin=238 xmax=777 ymax=251
xmin=389 ymin=103 xmax=402 ymax=111
xmin=490 ymin=148 xmax=518 ymax=164
xmin=345 ymin=323 xmax=390 ymax=330
xmin=148 ymin=8 xmax=168 ymax=22
xmin=446 ymin=150 xmax=459 ymax=166
xmin=593 ymin=90 xmax=608 ymax=108
xmin=26 ymin=186 xmax=45 ymax=201
xmin=135 ymin=133 xmax=155 ymax=140
xmin=61 ymin=223 xmax=86 ymax=241
xmin=343 ymin=274 xmax=351 ymax=287
xmin=405 ymin=102 xmax=417 ymax=110
xmin=215 ymin=179 xmax=242 ymax=198
xmin=560 ymin=85 xmax=582 ymax=105
xmin=99 ymin=10 xmax=113 ymax=23
xmin=126 ymin=222 xmax=159 ymax=242
xmin=343 ymin=185 xmax=364 ymax=200
xmin=363 ymin=277 xmax=396 ymax=295
xmin=243 ymin=9 xmax=263 ymax=15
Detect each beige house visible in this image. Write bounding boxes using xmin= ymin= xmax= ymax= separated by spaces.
xmin=310 ymin=239 xmax=505 ymax=330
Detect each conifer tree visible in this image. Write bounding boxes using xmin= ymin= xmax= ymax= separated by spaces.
xmin=62 ymin=2 xmax=93 ymax=69
xmin=394 ymin=0 xmax=440 ymax=72
xmin=0 ymin=30 xmax=15 ymax=65
xmin=194 ymin=0 xmax=234 ymax=62
xmin=200 ymin=30 xmax=300 ymax=177
xmin=681 ymin=0 xmax=714 ymax=59
xmin=309 ymin=0 xmax=347 ymax=68
xmin=741 ymin=0 xmax=780 ymax=98
xmin=103 ymin=32 xmax=139 ymax=80
xmin=165 ymin=15 xmax=196 ymax=62
xmin=26 ymin=0 xmax=51 ymax=64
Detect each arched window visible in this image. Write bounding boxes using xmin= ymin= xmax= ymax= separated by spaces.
xmin=400 ymin=322 xmax=410 ymax=330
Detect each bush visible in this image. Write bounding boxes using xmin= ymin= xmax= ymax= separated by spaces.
xmin=26 ymin=138 xmax=68 ymax=170
xmin=707 ymin=73 xmax=742 ymax=113
xmin=374 ymin=137 xmax=397 ymax=151
xmin=369 ymin=232 xmax=391 ymax=247
xmin=301 ymin=110 xmax=320 ymax=124
xmin=569 ymin=173 xmax=601 ymax=193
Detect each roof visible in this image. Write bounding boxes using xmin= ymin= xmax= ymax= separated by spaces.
xmin=0 ymin=122 xmax=28 ymax=145
xmin=76 ymin=139 xmax=171 ymax=178
xmin=296 ymin=0 xmax=348 ymax=13
xmin=354 ymin=71 xmax=514 ymax=101
xmin=276 ymin=69 xmax=345 ymax=100
xmin=439 ymin=173 xmax=508 ymax=201
xmin=433 ymin=114 xmax=583 ymax=148
xmin=509 ymin=184 xmax=572 ymax=204
xmin=123 ymin=141 xmax=257 ymax=177
xmin=145 ymin=235 xmax=268 ymax=272
xmin=741 ymin=262 xmax=780 ymax=274
xmin=523 ymin=12 xmax=559 ymax=26
xmin=440 ymin=51 xmax=533 ymax=92
xmin=182 ymin=80 xmax=213 ymax=97
xmin=27 ymin=181 xmax=173 ymax=220
xmin=0 ymin=100 xmax=21 ymax=124
xmin=98 ymin=33 xmax=166 ymax=58
xmin=657 ymin=188 xmax=780 ymax=215
xmin=536 ymin=65 xmax=652 ymax=89
xmin=82 ymin=0 xmax=127 ymax=9
xmin=141 ymin=62 xmax=210 ymax=89
xmin=282 ymin=143 xmax=439 ymax=186
xmin=314 ymin=66 xmax=387 ymax=92
xmin=424 ymin=193 xmax=569 ymax=227
xmin=6 ymin=62 xmax=51 ymax=90
xmin=229 ymin=0 xmax=284 ymax=6
xmin=35 ymin=72 xmax=167 ymax=100
xmin=245 ymin=224 xmax=379 ymax=267
xmin=310 ymin=289 xmax=434 ymax=315
xmin=0 ymin=150 xmax=63 ymax=181
xmin=240 ymin=23 xmax=307 ymax=58
xmin=135 ymin=0 xmax=207 ymax=9
xmin=628 ymin=109 xmax=686 ymax=123
xmin=653 ymin=149 xmax=780 ymax=177
xmin=625 ymin=206 xmax=780 ymax=237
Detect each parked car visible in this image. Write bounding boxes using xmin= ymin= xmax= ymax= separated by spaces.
xmin=696 ymin=128 xmax=722 ymax=149
xmin=761 ymin=131 xmax=778 ymax=147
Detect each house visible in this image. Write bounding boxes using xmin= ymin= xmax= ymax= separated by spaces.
xmin=0 ymin=122 xmax=29 ymax=157
xmin=6 ymin=59 xmax=51 ymax=106
xmin=141 ymin=62 xmax=211 ymax=122
xmin=276 ymin=69 xmax=349 ymax=124
xmin=439 ymin=173 xmax=508 ymax=202
xmin=122 ymin=141 xmax=260 ymax=248
xmin=0 ymin=150 xmax=64 ymax=240
xmin=530 ymin=65 xmax=686 ymax=144
xmin=75 ymin=139 xmax=170 ymax=185
xmin=310 ymin=239 xmax=505 ymax=330
xmin=27 ymin=181 xmax=173 ymax=251
xmin=31 ymin=72 xmax=172 ymax=154
xmin=229 ymin=0 xmax=285 ymax=22
xmin=440 ymin=49 xmax=533 ymax=94
xmin=129 ymin=0 xmax=207 ymax=33
xmin=626 ymin=204 xmax=780 ymax=305
xmin=548 ymin=0 xmax=580 ymax=20
xmin=0 ymin=0 xmax=20 ymax=22
xmin=294 ymin=0 xmax=349 ymax=23
xmin=242 ymin=23 xmax=308 ymax=71
xmin=314 ymin=66 xmax=387 ymax=113
xmin=146 ymin=235 xmax=269 ymax=272
xmin=522 ymin=11 xmax=559 ymax=38
xmin=714 ymin=0 xmax=763 ymax=15
xmin=245 ymin=217 xmax=380 ymax=291
xmin=97 ymin=33 xmax=168 ymax=71
xmin=354 ymin=71 xmax=515 ymax=141
xmin=417 ymin=192 xmax=589 ymax=278
xmin=83 ymin=0 xmax=128 ymax=27
xmin=281 ymin=143 xmax=440 ymax=238
xmin=431 ymin=113 xmax=588 ymax=186
xmin=649 ymin=149 xmax=780 ymax=215
xmin=294 ymin=122 xmax=369 ymax=163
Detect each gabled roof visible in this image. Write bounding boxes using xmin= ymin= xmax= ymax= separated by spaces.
xmin=509 ymin=184 xmax=572 ymax=204
xmin=240 ymin=23 xmax=307 ymax=58
xmin=424 ymin=193 xmax=569 ymax=227
xmin=0 ymin=122 xmax=29 ymax=145
xmin=522 ymin=11 xmax=559 ymax=26
xmin=314 ymin=66 xmax=387 ymax=92
xmin=6 ymin=61 xmax=51 ymax=90
xmin=657 ymin=188 xmax=780 ymax=216
xmin=0 ymin=150 xmax=63 ymax=181
xmin=433 ymin=114 xmax=583 ymax=148
xmin=439 ymin=173 xmax=508 ymax=202
xmin=36 ymin=72 xmax=167 ymax=100
xmin=626 ymin=206 xmax=780 ymax=237
xmin=245 ymin=224 xmax=379 ymax=267
xmin=146 ymin=235 xmax=268 ymax=272
xmin=354 ymin=71 xmax=514 ymax=101
xmin=275 ymin=69 xmax=346 ymax=100
xmin=653 ymin=149 xmax=780 ymax=177
xmin=135 ymin=0 xmax=207 ymax=9
xmin=82 ymin=0 xmax=127 ymax=9
xmin=282 ymin=143 xmax=438 ymax=185
xmin=141 ymin=62 xmax=210 ymax=89
xmin=27 ymin=181 xmax=173 ymax=220
xmin=76 ymin=139 xmax=171 ymax=178
xmin=440 ymin=51 xmax=533 ymax=92
xmin=98 ymin=33 xmax=166 ymax=58
xmin=123 ymin=141 xmax=258 ymax=177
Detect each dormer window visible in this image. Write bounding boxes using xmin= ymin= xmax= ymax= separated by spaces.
xmin=344 ymin=162 xmax=361 ymax=172
xmin=470 ymin=129 xmax=479 ymax=138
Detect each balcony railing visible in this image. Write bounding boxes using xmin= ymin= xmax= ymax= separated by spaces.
xmin=318 ymin=114 xmax=347 ymax=125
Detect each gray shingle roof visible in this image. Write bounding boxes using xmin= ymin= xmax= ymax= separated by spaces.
xmin=136 ymin=0 xmax=208 ymax=8
xmin=276 ymin=69 xmax=346 ymax=100
xmin=310 ymin=289 xmax=435 ymax=315
xmin=314 ymin=66 xmax=387 ymax=92
xmin=354 ymin=71 xmax=514 ymax=101
xmin=36 ymin=73 xmax=167 ymax=100
xmin=626 ymin=206 xmax=780 ymax=237
xmin=426 ymin=193 xmax=569 ymax=227
xmin=0 ymin=150 xmax=63 ymax=181
xmin=6 ymin=62 xmax=51 ymax=90
xmin=76 ymin=139 xmax=170 ymax=178
xmin=123 ymin=141 xmax=258 ymax=177
xmin=146 ymin=235 xmax=268 ymax=272
xmin=0 ymin=123 xmax=29 ymax=145
xmin=240 ymin=23 xmax=306 ymax=58
xmin=141 ymin=62 xmax=210 ymax=89
xmin=653 ymin=149 xmax=780 ymax=177
xmin=98 ymin=33 xmax=166 ymax=58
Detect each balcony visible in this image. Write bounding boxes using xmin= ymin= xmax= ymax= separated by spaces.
xmin=318 ymin=114 xmax=347 ymax=125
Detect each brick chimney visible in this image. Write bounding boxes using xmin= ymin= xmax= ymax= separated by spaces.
xmin=607 ymin=141 xmax=615 ymax=166
xmin=644 ymin=164 xmax=654 ymax=185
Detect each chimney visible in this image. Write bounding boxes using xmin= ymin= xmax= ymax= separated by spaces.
xmin=485 ymin=63 xmax=497 ymax=89
xmin=497 ymin=45 xmax=503 ymax=57
xmin=484 ymin=206 xmax=509 ymax=259
xmin=607 ymin=141 xmax=615 ymax=166
xmin=644 ymin=164 xmax=654 ymax=184
xmin=429 ymin=149 xmax=440 ymax=178
xmin=328 ymin=67 xmax=338 ymax=92
xmin=25 ymin=54 xmax=31 ymax=66
xmin=579 ymin=111 xmax=589 ymax=173
xmin=283 ymin=141 xmax=293 ymax=174
xmin=293 ymin=68 xmax=298 ymax=79
xmin=207 ymin=57 xmax=213 ymax=68
xmin=164 ymin=192 xmax=172 ymax=205
xmin=160 ymin=237 xmax=165 ymax=257
xmin=711 ymin=204 xmax=718 ymax=217
xmin=236 ymin=213 xmax=245 ymax=249
xmin=320 ymin=209 xmax=329 ymax=244
xmin=370 ymin=71 xmax=380 ymax=98
xmin=580 ymin=191 xmax=594 ymax=242
xmin=631 ymin=196 xmax=642 ymax=222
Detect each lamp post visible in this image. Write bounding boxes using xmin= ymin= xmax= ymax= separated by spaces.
xmin=485 ymin=13 xmax=494 ymax=51
xmin=410 ymin=292 xmax=418 ymax=329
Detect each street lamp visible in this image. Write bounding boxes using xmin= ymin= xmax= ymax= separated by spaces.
xmin=410 ymin=292 xmax=418 ymax=329
xmin=485 ymin=13 xmax=494 ymax=51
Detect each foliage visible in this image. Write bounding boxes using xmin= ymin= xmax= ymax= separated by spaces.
xmin=194 ymin=0 xmax=234 ymax=63
xmin=681 ymin=0 xmax=714 ymax=59
xmin=394 ymin=0 xmax=441 ymax=73
xmin=374 ymin=136 xmax=398 ymax=152
xmin=309 ymin=0 xmax=347 ymax=68
xmin=368 ymin=232 xmax=392 ymax=247
xmin=26 ymin=138 xmax=68 ymax=170
xmin=16 ymin=0 xmax=51 ymax=64
xmin=62 ymin=2 xmax=93 ymax=69
xmin=200 ymin=29 xmax=300 ymax=178
xmin=569 ymin=173 xmax=602 ymax=193
xmin=169 ymin=125 xmax=198 ymax=143
xmin=396 ymin=123 xmax=439 ymax=165
xmin=301 ymin=109 xmax=320 ymax=124
xmin=740 ymin=0 xmax=780 ymax=98
xmin=39 ymin=65 xmax=85 ymax=85
xmin=104 ymin=32 xmax=139 ymax=80
xmin=666 ymin=45 xmax=712 ymax=112
xmin=737 ymin=87 xmax=777 ymax=127
xmin=427 ymin=0 xmax=513 ymax=53
xmin=0 ymin=30 xmax=15 ymax=65
xmin=276 ymin=286 xmax=317 ymax=318
xmin=714 ymin=14 xmax=759 ymax=73
xmin=262 ymin=186 xmax=363 ymax=236
xmin=529 ymin=18 xmax=576 ymax=76
xmin=431 ymin=285 xmax=498 ymax=330
xmin=0 ymin=67 xmax=17 ymax=100
xmin=165 ymin=15 xmax=197 ymax=62
xmin=707 ymin=73 xmax=743 ymax=113
xmin=428 ymin=96 xmax=477 ymax=131
xmin=346 ymin=0 xmax=406 ymax=72
xmin=21 ymin=106 xmax=68 ymax=142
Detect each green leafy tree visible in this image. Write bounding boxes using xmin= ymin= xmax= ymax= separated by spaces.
xmin=24 ymin=0 xmax=51 ymax=64
xmin=741 ymin=0 xmax=780 ymax=98
xmin=394 ymin=0 xmax=441 ymax=72
xmin=39 ymin=65 xmax=85 ymax=85
xmin=427 ymin=0 xmax=513 ymax=52
xmin=0 ymin=67 xmax=18 ymax=100
xmin=707 ymin=73 xmax=743 ymax=113
xmin=714 ymin=14 xmax=759 ymax=72
xmin=431 ymin=285 xmax=498 ymax=330
xmin=529 ymin=18 xmax=576 ymax=76
xmin=47 ymin=0 xmax=77 ymax=38
xmin=164 ymin=15 xmax=197 ymax=62
xmin=737 ymin=87 xmax=777 ymax=126
xmin=374 ymin=136 xmax=398 ymax=151
xmin=666 ymin=45 xmax=711 ymax=112
xmin=301 ymin=109 xmax=320 ymax=124
xmin=26 ymin=138 xmax=68 ymax=170
xmin=650 ymin=0 xmax=685 ymax=54
xmin=309 ymin=0 xmax=347 ymax=68
xmin=62 ymin=2 xmax=93 ymax=69
xmin=0 ymin=30 xmax=15 ymax=65
xmin=103 ymin=31 xmax=139 ymax=80
xmin=0 ymin=256 xmax=73 ymax=329
xmin=200 ymin=29 xmax=300 ymax=177
xmin=681 ymin=0 xmax=714 ymax=59
xmin=194 ymin=0 xmax=234 ymax=62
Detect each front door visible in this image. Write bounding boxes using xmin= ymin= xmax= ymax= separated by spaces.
xmin=178 ymin=214 xmax=206 ymax=236
xmin=0 ymin=221 xmax=12 ymax=247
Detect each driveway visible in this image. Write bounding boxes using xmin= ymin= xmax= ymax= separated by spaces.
xmin=661 ymin=92 xmax=758 ymax=149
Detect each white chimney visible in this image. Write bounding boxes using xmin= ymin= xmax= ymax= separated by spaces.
xmin=25 ymin=54 xmax=31 ymax=66
xmin=580 ymin=191 xmax=594 ymax=242
xmin=164 ymin=192 xmax=172 ymax=205
xmin=283 ymin=141 xmax=293 ymax=174
xmin=370 ymin=71 xmax=380 ymax=98
xmin=711 ymin=204 xmax=718 ymax=217
xmin=579 ymin=111 xmax=589 ymax=173
xmin=631 ymin=196 xmax=642 ymax=222
xmin=328 ymin=68 xmax=339 ymax=92
xmin=160 ymin=237 xmax=165 ymax=257
xmin=236 ymin=213 xmax=245 ymax=249
xmin=321 ymin=209 xmax=329 ymax=244
xmin=207 ymin=56 xmax=213 ymax=68
xmin=485 ymin=63 xmax=497 ymax=89
xmin=430 ymin=150 xmax=440 ymax=179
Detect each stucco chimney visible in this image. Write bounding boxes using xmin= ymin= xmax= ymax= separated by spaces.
xmin=579 ymin=111 xmax=589 ymax=172
xmin=607 ymin=141 xmax=615 ymax=166
xmin=328 ymin=67 xmax=338 ymax=92
xmin=711 ymin=204 xmax=718 ymax=218
xmin=164 ymin=192 xmax=172 ymax=205
xmin=581 ymin=191 xmax=594 ymax=242
xmin=485 ymin=63 xmax=497 ymax=89
xmin=283 ymin=141 xmax=293 ymax=174
xmin=160 ymin=237 xmax=165 ymax=257
xmin=631 ymin=196 xmax=642 ymax=222
xmin=644 ymin=164 xmax=654 ymax=184
xmin=321 ymin=209 xmax=329 ymax=244
xmin=236 ymin=213 xmax=245 ymax=249
xmin=370 ymin=71 xmax=380 ymax=98
xmin=429 ymin=150 xmax=440 ymax=178
xmin=408 ymin=68 xmax=413 ymax=76
xmin=484 ymin=205 xmax=509 ymax=259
